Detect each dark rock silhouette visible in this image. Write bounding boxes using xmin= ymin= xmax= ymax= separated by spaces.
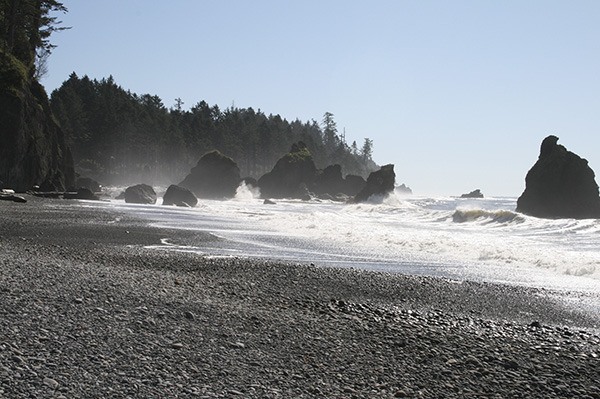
xmin=124 ymin=184 xmax=157 ymax=204
xmin=179 ymin=150 xmax=241 ymax=199
xmin=352 ymin=164 xmax=396 ymax=203
xmin=516 ymin=136 xmax=600 ymax=219
xmin=0 ymin=52 xmax=74 ymax=192
xmin=313 ymin=164 xmax=345 ymax=196
xmin=397 ymin=184 xmax=413 ymax=195
xmin=461 ymin=189 xmax=483 ymax=199
xmin=343 ymin=175 xmax=367 ymax=197
xmin=162 ymin=184 xmax=198 ymax=207
xmin=257 ymin=142 xmax=318 ymax=199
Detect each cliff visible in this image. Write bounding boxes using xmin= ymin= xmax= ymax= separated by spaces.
xmin=0 ymin=51 xmax=74 ymax=192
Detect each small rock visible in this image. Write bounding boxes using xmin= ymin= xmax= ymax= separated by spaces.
xmin=73 ymin=298 xmax=83 ymax=304
xmin=171 ymin=342 xmax=184 ymax=349
xmin=11 ymin=355 xmax=24 ymax=364
xmin=184 ymin=311 xmax=195 ymax=320
xmin=43 ymin=377 xmax=59 ymax=389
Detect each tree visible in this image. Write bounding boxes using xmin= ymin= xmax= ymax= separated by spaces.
xmin=361 ymin=138 xmax=373 ymax=161
xmin=0 ymin=0 xmax=69 ymax=75
xmin=322 ymin=111 xmax=338 ymax=154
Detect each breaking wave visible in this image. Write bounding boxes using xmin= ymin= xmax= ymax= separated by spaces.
xmin=452 ymin=209 xmax=525 ymax=224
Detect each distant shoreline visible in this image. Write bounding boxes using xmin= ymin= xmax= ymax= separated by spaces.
xmin=1 ymin=196 xmax=599 ymax=397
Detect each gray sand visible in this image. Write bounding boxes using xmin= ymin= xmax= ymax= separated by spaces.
xmin=0 ymin=197 xmax=598 ymax=398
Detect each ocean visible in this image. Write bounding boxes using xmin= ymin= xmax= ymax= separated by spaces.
xmin=101 ymin=185 xmax=600 ymax=313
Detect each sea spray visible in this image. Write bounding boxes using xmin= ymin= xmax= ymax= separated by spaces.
xmin=234 ymin=181 xmax=261 ymax=201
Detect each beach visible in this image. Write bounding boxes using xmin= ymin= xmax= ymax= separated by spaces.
xmin=0 ymin=197 xmax=599 ymax=398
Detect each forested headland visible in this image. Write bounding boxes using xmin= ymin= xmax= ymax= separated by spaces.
xmin=50 ymin=74 xmax=378 ymax=186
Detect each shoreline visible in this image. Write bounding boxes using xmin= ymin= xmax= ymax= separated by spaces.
xmin=1 ymin=197 xmax=599 ymax=398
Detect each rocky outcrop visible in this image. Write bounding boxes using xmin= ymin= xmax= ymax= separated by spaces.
xmin=343 ymin=175 xmax=367 ymax=197
xmin=313 ymin=165 xmax=345 ymax=196
xmin=257 ymin=142 xmax=318 ymax=199
xmin=124 ymin=184 xmax=157 ymax=204
xmin=461 ymin=189 xmax=483 ymax=199
xmin=0 ymin=51 xmax=74 ymax=192
xmin=397 ymin=184 xmax=413 ymax=195
xmin=162 ymin=184 xmax=198 ymax=207
xmin=179 ymin=151 xmax=241 ymax=199
xmin=352 ymin=164 xmax=396 ymax=203
xmin=516 ymin=136 xmax=600 ymax=219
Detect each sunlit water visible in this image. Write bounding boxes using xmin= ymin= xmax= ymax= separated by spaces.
xmin=97 ymin=185 xmax=600 ymax=315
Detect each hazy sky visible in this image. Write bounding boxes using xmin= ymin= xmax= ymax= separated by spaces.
xmin=42 ymin=1 xmax=600 ymax=196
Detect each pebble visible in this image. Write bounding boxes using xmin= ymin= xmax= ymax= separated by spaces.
xmin=43 ymin=377 xmax=59 ymax=389
xmin=1 ymin=202 xmax=599 ymax=398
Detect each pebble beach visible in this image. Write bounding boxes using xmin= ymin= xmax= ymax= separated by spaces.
xmin=1 ymin=197 xmax=599 ymax=398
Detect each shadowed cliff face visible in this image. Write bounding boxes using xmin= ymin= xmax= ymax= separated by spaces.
xmin=0 ymin=51 xmax=74 ymax=192
xmin=517 ymin=136 xmax=600 ymax=219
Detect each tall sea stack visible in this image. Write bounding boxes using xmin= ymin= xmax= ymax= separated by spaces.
xmin=0 ymin=51 xmax=74 ymax=192
xmin=516 ymin=135 xmax=600 ymax=219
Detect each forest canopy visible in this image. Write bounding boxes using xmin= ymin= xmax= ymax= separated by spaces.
xmin=50 ymin=73 xmax=378 ymax=186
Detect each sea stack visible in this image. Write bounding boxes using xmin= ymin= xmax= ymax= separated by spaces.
xmin=352 ymin=164 xmax=396 ymax=203
xmin=516 ymin=135 xmax=600 ymax=219
xmin=179 ymin=150 xmax=241 ymax=199
xmin=257 ymin=142 xmax=318 ymax=199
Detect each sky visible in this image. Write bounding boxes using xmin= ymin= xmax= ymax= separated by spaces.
xmin=42 ymin=1 xmax=600 ymax=196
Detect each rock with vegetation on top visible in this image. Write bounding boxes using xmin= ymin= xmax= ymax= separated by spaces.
xmin=179 ymin=150 xmax=241 ymax=199
xmin=162 ymin=184 xmax=198 ymax=207
xmin=0 ymin=51 xmax=74 ymax=192
xmin=516 ymin=135 xmax=600 ymax=219
xmin=257 ymin=142 xmax=318 ymax=199
xmin=124 ymin=184 xmax=157 ymax=204
xmin=352 ymin=164 xmax=396 ymax=203
xmin=460 ymin=189 xmax=483 ymax=198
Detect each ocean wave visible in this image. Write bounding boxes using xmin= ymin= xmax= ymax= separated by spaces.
xmin=452 ymin=209 xmax=525 ymax=224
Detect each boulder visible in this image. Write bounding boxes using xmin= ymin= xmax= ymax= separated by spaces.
xmin=124 ymin=184 xmax=157 ymax=204
xmin=0 ymin=51 xmax=74 ymax=192
xmin=343 ymin=174 xmax=367 ymax=197
xmin=257 ymin=142 xmax=318 ymax=199
xmin=313 ymin=164 xmax=345 ymax=196
xmin=352 ymin=164 xmax=396 ymax=203
xmin=460 ymin=189 xmax=483 ymax=199
xmin=179 ymin=150 xmax=241 ymax=199
xmin=162 ymin=184 xmax=198 ymax=207
xmin=516 ymin=136 xmax=600 ymax=219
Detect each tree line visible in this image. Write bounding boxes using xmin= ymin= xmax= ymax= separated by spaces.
xmin=50 ymin=73 xmax=378 ymax=185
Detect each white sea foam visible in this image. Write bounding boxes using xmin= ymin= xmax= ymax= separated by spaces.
xmin=108 ymin=191 xmax=600 ymax=294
